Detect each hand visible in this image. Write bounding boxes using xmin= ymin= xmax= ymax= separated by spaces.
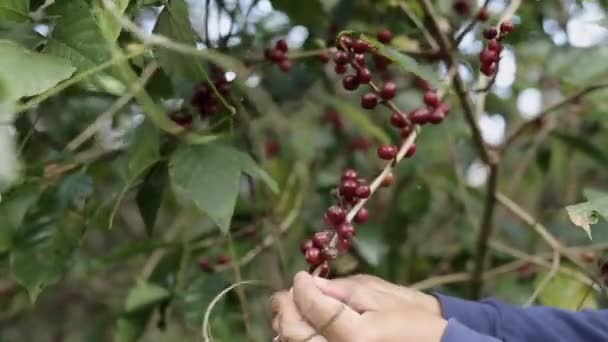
xmin=271 ymin=271 xmax=447 ymax=342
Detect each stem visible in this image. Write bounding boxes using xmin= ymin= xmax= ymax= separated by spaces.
xmin=227 ymin=233 xmax=254 ymax=342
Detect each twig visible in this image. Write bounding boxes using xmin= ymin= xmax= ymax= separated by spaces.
xmin=65 ymin=62 xmax=158 ymax=152
xmin=399 ymin=1 xmax=439 ymax=51
xmin=454 ymin=0 xmax=491 ymax=46
xmin=525 ymin=249 xmax=560 ymax=306
xmin=226 ymin=233 xmax=254 ymax=342
xmin=505 ymin=83 xmax=608 ymax=146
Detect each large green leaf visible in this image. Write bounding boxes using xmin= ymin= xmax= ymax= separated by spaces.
xmin=0 ymin=22 xmax=45 ymax=49
xmin=0 ymin=0 xmax=29 ymax=22
xmin=169 ymin=144 xmax=277 ymax=232
xmin=93 ymin=0 xmax=130 ymax=42
xmin=45 ymin=0 xmax=112 ymax=71
xmin=269 ymin=0 xmax=326 ymax=27
xmin=0 ymin=40 xmax=75 ymax=100
xmin=551 ymin=131 xmax=608 ymax=165
xmin=136 ymin=163 xmax=168 ymax=236
xmin=153 ymin=0 xmax=205 ymax=81
xmin=127 ymin=120 xmax=160 ymax=180
xmin=0 ymin=184 xmax=41 ymax=252
xmin=178 ymin=274 xmax=229 ymax=327
xmin=536 ymin=268 xmax=597 ymax=309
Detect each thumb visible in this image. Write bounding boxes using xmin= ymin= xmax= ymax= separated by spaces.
xmin=292 ymin=271 xmax=360 ymax=341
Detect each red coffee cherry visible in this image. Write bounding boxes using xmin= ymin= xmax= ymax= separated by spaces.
xmin=217 ymin=255 xmax=231 ymax=265
xmin=312 ymin=231 xmax=332 ymax=248
xmin=342 ymin=75 xmax=360 ymax=91
xmin=406 ymin=144 xmax=417 ymax=158
xmin=338 ymin=36 xmax=353 ymax=50
xmin=265 ymin=139 xmax=280 ymax=158
xmin=333 ymin=51 xmax=350 ymax=65
xmin=401 ymin=124 xmax=413 ymax=138
xmin=487 ymin=39 xmax=502 ymax=52
xmin=275 ymin=39 xmax=288 ymax=53
xmin=351 ymin=39 xmax=369 ymax=54
xmin=500 ymin=20 xmax=515 ymax=34
xmin=326 ymin=205 xmax=347 ymax=226
xmin=483 ymin=27 xmax=498 ymax=40
xmin=311 ymin=262 xmax=330 ymax=277
xmin=477 ymin=8 xmax=490 ymax=21
xmin=319 ymin=51 xmax=330 ymax=64
xmin=409 ymin=107 xmax=431 ymax=124
xmin=342 ymin=169 xmax=358 ymax=181
xmin=361 ymin=93 xmax=378 ymax=109
xmin=377 ymin=144 xmax=397 ymax=160
xmin=423 ymin=90 xmax=440 ymax=107
xmin=380 ymin=82 xmax=397 ymax=100
xmin=377 ymin=29 xmax=392 ymax=44
xmin=349 ymin=137 xmax=372 ymax=151
xmin=390 ymin=112 xmax=408 ymax=128
xmin=279 ymin=59 xmax=293 ymax=72
xmin=480 ymin=62 xmax=497 ymax=76
xmin=340 ymin=179 xmax=358 ymax=198
xmin=169 ymin=110 xmax=194 ymax=129
xmin=480 ymin=49 xmax=498 ymax=64
xmin=354 ymin=207 xmax=370 ymax=223
xmin=305 ymin=247 xmax=324 ymax=266
xmin=268 ymin=48 xmax=286 ymax=62
xmin=373 ymin=54 xmax=391 ymax=71
xmin=428 ymin=109 xmax=445 ymax=124
xmin=355 ymin=184 xmax=371 ymax=199
xmin=337 ymin=237 xmax=352 ymax=252
xmin=354 ymin=54 xmax=366 ymax=67
xmin=357 ymin=67 xmax=372 ymax=84
xmin=300 ymin=239 xmax=314 ymax=254
xmin=336 ymin=222 xmax=355 ymax=238
xmin=381 ymin=172 xmax=395 ymax=187
xmin=453 ymin=0 xmax=471 ymax=16
xmin=198 ymin=257 xmax=214 ymax=273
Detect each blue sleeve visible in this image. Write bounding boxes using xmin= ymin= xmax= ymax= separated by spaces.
xmin=441 ymin=319 xmax=501 ymax=342
xmin=436 ymin=293 xmax=608 ymax=341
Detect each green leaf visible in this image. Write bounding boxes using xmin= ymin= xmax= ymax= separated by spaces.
xmin=124 ymin=281 xmax=171 ymax=313
xmin=551 ymin=131 xmax=608 ymax=165
xmin=0 ymin=184 xmax=41 ymax=251
xmin=326 ymin=97 xmax=391 ymax=144
xmin=170 ymin=144 xmax=277 ymax=232
xmin=269 ymin=0 xmax=326 ymax=27
xmin=240 ymin=153 xmax=279 ymax=193
xmin=44 ymin=0 xmax=112 ymax=71
xmin=565 ymin=195 xmax=608 ymax=240
xmin=560 ymin=46 xmax=608 ymax=86
xmin=136 ymin=163 xmax=168 ymax=236
xmin=93 ymin=0 xmax=130 ymax=42
xmin=0 ymin=40 xmax=75 ymax=101
xmin=127 ymin=120 xmax=160 ymax=180
xmin=361 ymin=35 xmax=440 ymax=88
xmin=354 ymin=228 xmax=389 ymax=267
xmin=178 ymin=274 xmax=229 ymax=327
xmin=153 ymin=0 xmax=205 ymax=81
xmin=0 ymin=0 xmax=29 ymax=22
xmin=537 ymin=268 xmax=597 ymax=309
xmin=114 ymin=315 xmax=149 ymax=342
xmin=584 ymin=188 xmax=608 ymax=201
xmin=0 ymin=22 xmax=45 ymax=49
xmin=10 ymin=246 xmax=64 ymax=302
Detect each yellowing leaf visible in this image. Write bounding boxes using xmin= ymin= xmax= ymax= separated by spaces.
xmin=565 ymin=192 xmax=608 ymax=240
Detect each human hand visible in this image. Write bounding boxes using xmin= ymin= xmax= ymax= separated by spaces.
xmin=271 ymin=271 xmax=447 ymax=342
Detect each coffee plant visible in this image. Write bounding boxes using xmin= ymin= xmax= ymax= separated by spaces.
xmin=1 ymin=0 xmax=608 ymax=341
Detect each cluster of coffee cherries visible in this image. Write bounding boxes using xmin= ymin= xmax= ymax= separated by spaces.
xmin=479 ymin=20 xmax=515 ymax=76
xmin=168 ymin=72 xmax=232 ymax=129
xmin=264 ymin=39 xmax=293 ymax=72
xmin=198 ymin=254 xmax=231 ymax=273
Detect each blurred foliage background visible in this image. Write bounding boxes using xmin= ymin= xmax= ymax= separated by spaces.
xmin=1 ymin=0 xmax=608 ymax=341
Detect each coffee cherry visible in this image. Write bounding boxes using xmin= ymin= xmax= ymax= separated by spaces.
xmin=340 ymin=179 xmax=358 ymax=198
xmin=319 ymin=51 xmax=330 ymax=64
xmin=480 ymin=49 xmax=498 ymax=64
xmin=337 ymin=237 xmax=352 ymax=252
xmin=278 ymin=59 xmax=293 ymax=72
xmin=477 ymin=8 xmax=489 ymax=21
xmin=326 ymin=205 xmax=347 ymax=226
xmin=342 ymin=75 xmax=360 ymax=91
xmin=202 ymin=103 xmax=219 ymax=116
xmin=483 ymin=27 xmax=498 ymax=39
xmin=453 ymin=0 xmax=471 ymax=16
xmin=333 ymin=51 xmax=349 ymax=65
xmin=301 ymin=240 xmax=315 ymax=255
xmin=380 ymin=82 xmax=397 ymax=100
xmin=487 ymin=39 xmax=502 ymax=52
xmin=428 ymin=109 xmax=445 ymax=124
xmin=217 ymin=255 xmax=231 ymax=265
xmin=311 ymin=261 xmax=330 ymax=277
xmin=480 ymin=62 xmax=497 ymax=76
xmin=342 ymin=169 xmax=358 ymax=181
xmin=198 ymin=257 xmax=214 ymax=273
xmin=500 ymin=20 xmax=515 ymax=34
xmin=216 ymin=82 xmax=230 ymax=96
xmin=373 ymin=54 xmax=391 ymax=71
xmin=413 ymin=76 xmax=431 ymax=91
xmin=401 ymin=124 xmax=413 ymax=138
xmin=352 ymin=39 xmax=368 ymax=54
xmin=169 ymin=110 xmax=194 ymax=129
xmin=406 ymin=144 xmax=417 ymax=158
xmin=390 ymin=112 xmax=408 ymax=128
xmin=361 ymin=93 xmax=378 ymax=109
xmin=305 ymin=247 xmax=324 ymax=266
xmin=265 ymin=139 xmax=280 ymax=158
xmin=355 ymin=184 xmax=371 ymax=199
xmin=334 ymin=64 xmax=347 ymax=74
xmin=336 ymin=222 xmax=355 ymax=238
xmin=438 ymin=102 xmax=451 ymax=116
xmin=357 ymin=68 xmax=372 ymax=84
xmin=312 ymin=231 xmax=332 ymax=248
xmin=377 ymin=29 xmax=392 ymax=44
xmin=409 ymin=107 xmax=431 ymax=124
xmin=423 ymin=90 xmax=440 ymax=107
xmin=381 ymin=172 xmax=395 ymax=187
xmin=338 ymin=36 xmax=353 ymax=50
xmin=354 ymin=207 xmax=370 ymax=223
xmin=354 ymin=54 xmax=366 ymax=67
xmin=275 ymin=39 xmax=288 ymax=53
xmin=323 ymin=109 xmax=345 ymax=132
xmin=268 ymin=48 xmax=286 ymax=62
xmin=377 ymin=144 xmax=397 ymax=160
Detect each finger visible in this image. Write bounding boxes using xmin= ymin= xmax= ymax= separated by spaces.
xmin=271 ymin=291 xmax=289 ymax=317
xmin=312 ymin=276 xmax=384 ymax=313
xmin=347 ymin=275 xmax=433 ymax=311
xmin=292 ymin=271 xmax=360 ymax=341
xmin=274 ymin=291 xmax=328 ymax=342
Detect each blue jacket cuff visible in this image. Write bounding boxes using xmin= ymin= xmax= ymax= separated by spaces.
xmin=441 ymin=318 xmax=502 ymax=342
xmin=435 ymin=293 xmax=499 ymax=336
